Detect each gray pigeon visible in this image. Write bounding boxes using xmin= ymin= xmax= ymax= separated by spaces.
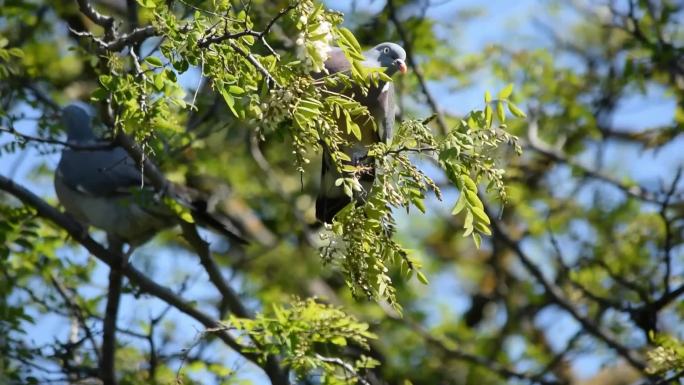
xmin=54 ymin=104 xmax=246 ymax=247
xmin=315 ymin=42 xmax=407 ymax=223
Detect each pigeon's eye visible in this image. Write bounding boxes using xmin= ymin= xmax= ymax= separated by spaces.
xmin=383 ymin=47 xmax=390 ymax=54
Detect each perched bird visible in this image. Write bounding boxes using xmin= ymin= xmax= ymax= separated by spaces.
xmin=315 ymin=42 xmax=407 ymax=223
xmin=54 ymin=104 xmax=245 ymax=247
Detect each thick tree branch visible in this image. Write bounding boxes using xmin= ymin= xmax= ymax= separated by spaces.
xmin=75 ymin=0 xmax=115 ymax=37
xmin=100 ymin=241 xmax=124 ymax=385
xmin=0 ymin=174 xmax=289 ymax=385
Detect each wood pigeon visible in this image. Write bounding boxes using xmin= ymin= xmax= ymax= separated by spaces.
xmin=315 ymin=42 xmax=407 ymax=223
xmin=54 ymin=104 xmax=246 ymax=247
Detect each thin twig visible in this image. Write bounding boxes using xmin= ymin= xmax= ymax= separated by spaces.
xmin=314 ymin=354 xmax=372 ymax=385
xmin=0 ymin=125 xmax=116 ymax=150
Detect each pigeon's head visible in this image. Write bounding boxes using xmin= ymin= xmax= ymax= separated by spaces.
xmin=61 ymin=104 xmax=95 ymax=141
xmin=369 ymin=42 xmax=407 ymax=76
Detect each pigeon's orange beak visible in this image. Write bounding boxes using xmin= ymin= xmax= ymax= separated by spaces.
xmin=396 ymin=59 xmax=408 ymax=74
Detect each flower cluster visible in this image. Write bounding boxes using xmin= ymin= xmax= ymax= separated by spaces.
xmin=260 ymin=87 xmax=298 ymax=129
xmin=294 ymin=1 xmax=333 ymax=73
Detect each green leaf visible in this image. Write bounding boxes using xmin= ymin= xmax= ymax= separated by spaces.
xmin=91 ymin=87 xmax=108 ymax=101
xmin=98 ymin=75 xmax=112 ymax=89
xmin=484 ymin=90 xmax=492 ymax=103
xmin=451 ymin=192 xmax=467 ymax=215
xmin=145 ymin=56 xmax=163 ymax=67
xmin=228 ymin=85 xmax=245 ymax=95
xmin=412 ymin=197 xmax=426 ymax=213
xmin=416 ymin=271 xmax=429 ymax=285
xmin=8 ymin=48 xmax=23 ymax=58
xmin=470 ymin=206 xmax=490 ymax=225
xmin=337 ymin=27 xmax=362 ymax=53
xmin=498 ymin=83 xmax=514 ymax=99
xmin=473 ymin=233 xmax=482 ymax=249
xmin=484 ymin=105 xmax=493 ymax=128
xmin=465 ymin=189 xmax=483 ymax=209
xmin=153 ymin=74 xmax=164 ymax=91
xmin=508 ymin=102 xmax=527 ymax=118
xmin=461 ymin=174 xmax=477 ymax=192
xmin=474 ymin=221 xmax=492 ymax=235
xmin=220 ymin=89 xmax=238 ymax=117
xmin=496 ymin=101 xmax=506 ymax=123
xmin=463 ymin=211 xmax=474 ymax=234
xmin=136 ymin=0 xmax=156 ymax=8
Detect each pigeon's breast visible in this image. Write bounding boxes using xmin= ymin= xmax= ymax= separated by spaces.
xmin=55 ymin=174 xmax=173 ymax=245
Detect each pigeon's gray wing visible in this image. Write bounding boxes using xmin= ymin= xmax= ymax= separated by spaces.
xmin=57 ymin=147 xmax=144 ymax=197
xmin=321 ymin=47 xmax=352 ymax=75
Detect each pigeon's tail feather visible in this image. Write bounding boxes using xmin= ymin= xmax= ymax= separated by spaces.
xmin=315 ymin=150 xmax=377 ymax=224
xmin=316 ymin=149 xmax=350 ymax=224
xmin=316 ymin=195 xmax=351 ymax=224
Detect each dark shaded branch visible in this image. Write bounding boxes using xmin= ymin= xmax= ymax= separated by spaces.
xmin=0 ymin=174 xmax=289 ymax=385
xmin=660 ymin=167 xmax=682 ymax=295
xmin=75 ymin=0 xmax=115 ymax=34
xmin=179 ymin=222 xmax=252 ymax=318
xmin=106 ymin=26 xmax=156 ymax=51
xmin=486 ymin=203 xmax=647 ymax=372
xmin=652 ymin=283 xmax=684 ymax=313
xmin=549 ymin=229 xmax=633 ymax=312
xmin=100 ymin=240 xmax=125 ymax=385
xmin=75 ymin=0 xmax=117 ymax=44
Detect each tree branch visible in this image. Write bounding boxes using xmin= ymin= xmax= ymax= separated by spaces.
xmin=0 ymin=174 xmax=289 ymax=385
xmin=387 ymin=314 xmax=561 ymax=385
xmin=314 ymin=354 xmax=371 ymax=385
xmin=386 ymin=0 xmax=449 ymax=135
xmin=100 ymin=240 xmax=124 ymax=385
xmin=486 ymin=203 xmax=647 ymax=372
xmin=0 ymin=125 xmax=116 ymax=150
xmin=179 ymin=222 xmax=252 ymax=319
xmin=75 ymin=0 xmax=116 ymax=40
xmin=49 ymin=275 xmax=102 ymax=364
xmin=525 ymin=118 xmax=672 ymax=205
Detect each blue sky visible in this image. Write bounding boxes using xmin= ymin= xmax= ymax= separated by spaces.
xmin=2 ymin=0 xmax=682 ymax=383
